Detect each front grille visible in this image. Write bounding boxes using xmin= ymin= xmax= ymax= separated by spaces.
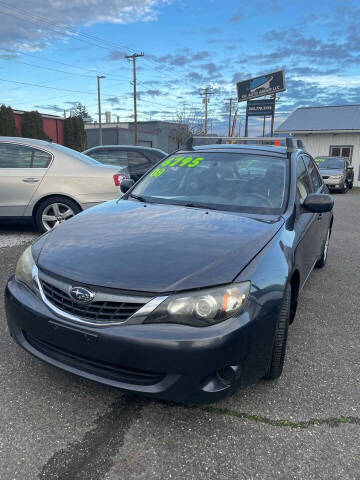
xmin=24 ymin=332 xmax=165 ymax=386
xmin=322 ymin=175 xmax=329 ymax=179
xmin=41 ymin=280 xmax=145 ymax=323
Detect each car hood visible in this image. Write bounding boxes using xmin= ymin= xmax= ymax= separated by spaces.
xmin=34 ymin=200 xmax=284 ymax=293
xmin=319 ymin=168 xmax=344 ymax=176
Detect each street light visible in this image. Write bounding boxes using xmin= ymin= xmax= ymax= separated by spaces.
xmin=97 ymin=75 xmax=106 ymax=145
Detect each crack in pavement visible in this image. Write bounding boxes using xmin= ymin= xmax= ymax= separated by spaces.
xmin=38 ymin=395 xmax=149 ymax=480
xmin=192 ymin=405 xmax=360 ymax=429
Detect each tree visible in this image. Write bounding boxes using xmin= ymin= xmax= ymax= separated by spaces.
xmin=0 ymin=104 xmax=18 ymax=136
xmin=74 ymin=102 xmax=91 ymax=120
xmin=22 ymin=111 xmax=49 ymax=140
xmin=170 ymin=108 xmax=204 ymax=148
xmin=64 ymin=115 xmax=87 ymax=151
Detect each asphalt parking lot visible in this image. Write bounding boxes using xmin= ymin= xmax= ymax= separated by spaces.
xmin=0 ymin=191 xmax=359 ymax=480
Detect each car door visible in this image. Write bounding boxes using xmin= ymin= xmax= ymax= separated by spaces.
xmin=303 ymin=154 xmax=331 ymax=246
xmin=294 ymin=155 xmax=323 ymax=285
xmin=0 ymin=142 xmax=51 ymax=217
xmin=127 ymin=151 xmax=153 ymax=182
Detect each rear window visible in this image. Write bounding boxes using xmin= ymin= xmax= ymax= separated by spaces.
xmin=85 ymin=148 xmax=128 ymax=167
xmin=53 ymin=144 xmax=100 ymax=165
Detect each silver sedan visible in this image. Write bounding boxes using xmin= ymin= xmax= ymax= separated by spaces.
xmin=0 ymin=137 xmax=127 ymax=232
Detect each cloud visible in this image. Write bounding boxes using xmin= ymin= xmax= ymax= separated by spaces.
xmin=229 ymin=13 xmax=244 ymax=23
xmin=0 ymin=53 xmax=18 ymax=59
xmin=105 ymin=50 xmax=128 ymax=61
xmin=0 ymin=1 xmax=171 ymax=50
xmin=33 ymin=104 xmax=64 ymax=113
xmin=143 ymin=89 xmax=167 ymax=97
xmin=153 ymin=49 xmax=211 ymax=67
xmin=106 ymin=97 xmax=121 ymax=105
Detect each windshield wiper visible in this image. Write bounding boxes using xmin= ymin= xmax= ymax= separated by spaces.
xmin=183 ymin=202 xmax=218 ymax=211
xmin=128 ymin=193 xmax=148 ymax=203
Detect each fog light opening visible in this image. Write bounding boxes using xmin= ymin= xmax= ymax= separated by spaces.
xmin=216 ymin=366 xmax=236 ymax=386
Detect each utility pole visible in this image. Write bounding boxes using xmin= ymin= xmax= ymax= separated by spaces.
xmin=97 ymin=75 xmax=106 ymax=145
xmin=270 ymin=93 xmax=276 ymax=136
xmin=125 ymin=52 xmax=144 ymax=145
xmin=227 ymin=98 xmax=235 ymax=136
xmin=200 ymin=87 xmax=215 ymax=135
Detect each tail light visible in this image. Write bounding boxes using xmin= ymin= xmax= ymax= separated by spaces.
xmin=113 ymin=173 xmax=127 ymax=186
xmin=274 ymin=140 xmax=281 ymax=146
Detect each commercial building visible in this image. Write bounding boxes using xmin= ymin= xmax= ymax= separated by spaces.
xmin=13 ymin=110 xmax=65 ymax=144
xmin=276 ymin=105 xmax=360 ymax=187
xmin=85 ymin=120 xmax=185 ymax=153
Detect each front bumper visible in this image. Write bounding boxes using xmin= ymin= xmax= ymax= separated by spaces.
xmin=5 ymin=277 xmax=276 ymax=404
xmin=323 ymin=177 xmax=345 ymax=188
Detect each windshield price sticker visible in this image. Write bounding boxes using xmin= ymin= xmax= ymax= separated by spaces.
xmin=316 ymin=158 xmax=325 ymax=162
xmin=150 ymin=156 xmax=205 ymax=177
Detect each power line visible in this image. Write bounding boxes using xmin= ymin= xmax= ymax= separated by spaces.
xmin=0 ymin=76 xmax=132 ymax=98
xmin=0 ymin=1 xmax=196 ymax=87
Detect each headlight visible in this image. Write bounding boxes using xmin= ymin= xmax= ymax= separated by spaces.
xmin=329 ymin=175 xmax=344 ymax=180
xmin=15 ymin=246 xmax=36 ymax=291
xmin=144 ymin=282 xmax=250 ymax=327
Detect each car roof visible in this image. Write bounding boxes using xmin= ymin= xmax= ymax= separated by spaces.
xmin=0 ymin=136 xmax=58 ymax=151
xmin=84 ymin=145 xmax=167 ymax=155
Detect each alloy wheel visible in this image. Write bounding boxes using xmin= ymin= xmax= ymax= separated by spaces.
xmin=42 ymin=202 xmax=75 ymax=231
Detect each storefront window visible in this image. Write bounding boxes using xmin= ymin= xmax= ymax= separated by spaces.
xmin=329 ymin=145 xmax=353 ymax=163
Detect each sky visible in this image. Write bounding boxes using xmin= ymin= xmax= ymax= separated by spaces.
xmin=1 ymin=0 xmax=360 ymax=135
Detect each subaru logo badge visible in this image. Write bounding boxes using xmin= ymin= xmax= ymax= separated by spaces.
xmin=69 ymin=286 xmax=95 ymax=303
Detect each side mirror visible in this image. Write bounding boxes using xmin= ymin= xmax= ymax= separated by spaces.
xmin=303 ymin=193 xmax=334 ymax=213
xmin=348 ymin=165 xmax=354 ymax=169
xmin=120 ymin=178 xmax=135 ymax=194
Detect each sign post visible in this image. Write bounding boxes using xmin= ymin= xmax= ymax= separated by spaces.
xmin=237 ymin=70 xmax=285 ymax=137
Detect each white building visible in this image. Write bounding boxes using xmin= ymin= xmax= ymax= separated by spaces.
xmin=276 ymin=105 xmax=360 ymax=187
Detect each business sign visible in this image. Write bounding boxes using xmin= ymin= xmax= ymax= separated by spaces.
xmin=237 ymin=70 xmax=286 ymax=102
xmin=247 ymin=99 xmax=275 ymax=116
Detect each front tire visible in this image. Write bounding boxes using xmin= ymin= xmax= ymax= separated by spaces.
xmin=264 ymin=284 xmax=291 ymax=380
xmin=340 ymin=181 xmax=348 ymax=193
xmin=35 ymin=196 xmax=81 ymax=233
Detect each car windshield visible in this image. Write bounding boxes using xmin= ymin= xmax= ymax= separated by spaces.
xmin=129 ymin=151 xmax=288 ymax=214
xmin=315 ymin=157 xmax=345 ymax=169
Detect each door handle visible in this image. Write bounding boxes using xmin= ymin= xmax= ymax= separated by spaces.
xmin=317 ymin=213 xmax=323 ymax=221
xmin=22 ymin=178 xmax=40 ymax=183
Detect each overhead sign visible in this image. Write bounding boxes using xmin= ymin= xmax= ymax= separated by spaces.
xmin=247 ymin=99 xmax=275 ymax=116
xmin=237 ymin=70 xmax=286 ymax=102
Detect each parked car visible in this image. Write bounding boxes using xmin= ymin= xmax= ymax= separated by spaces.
xmin=83 ymin=145 xmax=167 ymax=182
xmin=6 ymin=137 xmax=334 ymax=404
xmin=314 ymin=156 xmax=354 ymax=193
xmin=0 ymin=137 xmax=127 ymax=232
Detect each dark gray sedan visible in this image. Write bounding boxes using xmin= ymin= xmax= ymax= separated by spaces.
xmin=83 ymin=145 xmax=167 ymax=182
